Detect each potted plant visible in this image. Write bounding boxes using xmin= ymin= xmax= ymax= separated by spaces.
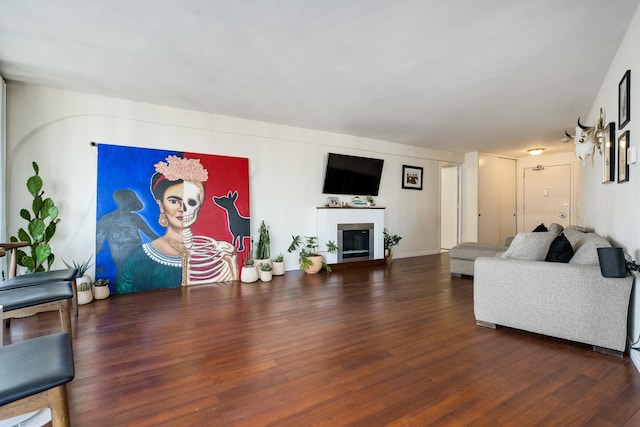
xmin=258 ymin=262 xmax=273 ymax=282
xmin=384 ymin=229 xmax=403 ymax=264
xmin=272 ymin=253 xmax=285 ymax=276
xmin=63 ymin=257 xmax=93 ymax=287
xmin=77 ymin=282 xmax=93 ymax=305
xmin=240 ymin=243 xmax=258 ymax=283
xmin=10 ymin=161 xmax=61 ymax=273
xmin=254 ymin=221 xmax=271 ymax=270
xmin=92 ymin=278 xmax=110 ymax=300
xmin=287 ymin=235 xmax=338 ymax=274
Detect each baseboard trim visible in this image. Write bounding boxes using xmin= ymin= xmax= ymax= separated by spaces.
xmin=631 ymin=349 xmax=640 ymax=373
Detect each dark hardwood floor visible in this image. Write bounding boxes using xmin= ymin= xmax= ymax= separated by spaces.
xmin=4 ymin=254 xmax=640 ymax=426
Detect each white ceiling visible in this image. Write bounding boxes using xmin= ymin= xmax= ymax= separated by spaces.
xmin=1 ymin=0 xmax=638 ymax=158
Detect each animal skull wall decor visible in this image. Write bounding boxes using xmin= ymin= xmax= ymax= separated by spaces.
xmin=563 ymin=108 xmax=605 ymax=165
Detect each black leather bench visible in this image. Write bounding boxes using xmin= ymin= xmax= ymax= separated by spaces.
xmin=0 ymin=281 xmax=74 ymax=346
xmin=0 ymin=333 xmax=75 ymax=426
xmin=1 ymin=268 xmax=78 ymax=316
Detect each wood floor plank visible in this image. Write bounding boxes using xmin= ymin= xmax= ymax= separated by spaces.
xmin=3 ymin=254 xmax=640 ymax=426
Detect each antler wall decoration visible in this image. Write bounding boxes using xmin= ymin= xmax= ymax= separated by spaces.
xmin=563 ymin=107 xmax=605 ymax=165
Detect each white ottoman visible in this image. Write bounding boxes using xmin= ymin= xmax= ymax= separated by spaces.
xmin=449 ymin=242 xmax=508 ymax=276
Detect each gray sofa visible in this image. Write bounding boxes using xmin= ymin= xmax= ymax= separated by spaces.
xmin=474 ymin=226 xmax=634 ymax=355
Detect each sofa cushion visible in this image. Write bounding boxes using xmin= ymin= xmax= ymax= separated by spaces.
xmin=548 ymin=223 xmax=564 ymax=235
xmin=501 ymin=232 xmax=557 ymax=261
xmin=569 ymin=234 xmax=611 ymax=265
xmin=563 ymin=227 xmax=587 ymax=246
xmin=449 ymin=242 xmax=508 ymax=261
xmin=545 ymin=233 xmax=573 ymax=263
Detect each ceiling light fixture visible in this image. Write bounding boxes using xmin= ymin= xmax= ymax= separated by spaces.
xmin=528 ymin=148 xmax=545 ymax=156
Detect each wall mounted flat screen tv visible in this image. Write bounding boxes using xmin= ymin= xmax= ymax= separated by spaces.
xmin=322 ymin=153 xmax=384 ymax=196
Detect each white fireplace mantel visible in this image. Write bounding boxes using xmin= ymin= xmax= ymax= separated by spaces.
xmin=317 ymin=207 xmax=385 ymax=263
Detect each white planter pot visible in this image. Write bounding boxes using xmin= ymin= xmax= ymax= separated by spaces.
xmin=92 ymin=285 xmax=110 ymax=300
xmin=76 ymin=275 xmax=92 ymax=287
xmin=260 ymin=270 xmax=273 ymax=282
xmin=77 ymin=289 xmax=93 ymax=305
xmin=241 ymin=266 xmax=259 ymax=283
xmin=272 ymin=261 xmax=285 ymax=276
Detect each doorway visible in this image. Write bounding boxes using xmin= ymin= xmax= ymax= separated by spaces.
xmin=440 ymin=165 xmax=460 ymax=250
xmin=523 ymin=164 xmax=572 ymax=231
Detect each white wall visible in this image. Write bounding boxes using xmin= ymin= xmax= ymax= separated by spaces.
xmin=579 ymin=5 xmax=640 ymax=369
xmin=5 ymin=82 xmax=464 ymax=274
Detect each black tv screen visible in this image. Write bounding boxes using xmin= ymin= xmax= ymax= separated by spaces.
xmin=322 ymin=153 xmax=384 ymax=196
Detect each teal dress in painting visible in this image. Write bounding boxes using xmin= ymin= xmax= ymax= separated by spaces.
xmin=115 ymin=243 xmax=182 ymax=294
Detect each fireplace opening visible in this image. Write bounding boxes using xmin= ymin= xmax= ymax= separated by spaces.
xmin=337 ymin=223 xmax=374 ymax=262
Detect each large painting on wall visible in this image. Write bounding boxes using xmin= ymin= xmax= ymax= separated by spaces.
xmin=96 ymin=144 xmax=250 ymax=294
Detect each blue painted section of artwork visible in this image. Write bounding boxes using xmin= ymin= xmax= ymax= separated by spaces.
xmin=95 ymin=145 xmax=177 ymax=285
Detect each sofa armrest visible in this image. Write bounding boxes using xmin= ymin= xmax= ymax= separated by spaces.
xmin=474 ymin=257 xmax=633 ymax=352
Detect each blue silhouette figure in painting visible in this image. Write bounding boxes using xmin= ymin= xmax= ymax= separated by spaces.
xmin=96 ymin=189 xmax=160 ymax=269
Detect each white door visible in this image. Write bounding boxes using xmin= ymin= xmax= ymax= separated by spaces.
xmin=440 ymin=166 xmax=460 ymax=250
xmin=523 ymin=164 xmax=572 ymax=231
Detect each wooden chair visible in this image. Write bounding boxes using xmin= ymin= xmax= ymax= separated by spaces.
xmin=0 ymin=242 xmax=78 ymax=316
xmin=0 ymin=282 xmax=74 ymax=346
xmin=0 ymin=243 xmax=77 ymax=345
xmin=0 ymin=332 xmax=75 ymax=427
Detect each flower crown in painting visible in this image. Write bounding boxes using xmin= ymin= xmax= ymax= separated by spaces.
xmin=154 ymin=155 xmax=209 ymax=182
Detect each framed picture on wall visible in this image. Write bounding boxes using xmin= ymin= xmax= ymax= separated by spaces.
xmin=618 ymin=130 xmax=630 ymax=183
xmin=619 ymin=70 xmax=631 ymax=129
xmin=402 ymin=165 xmax=423 ymax=190
xmin=602 ymin=122 xmax=616 ymax=183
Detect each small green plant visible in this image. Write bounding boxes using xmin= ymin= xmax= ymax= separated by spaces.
xmin=287 ymin=235 xmax=338 ymax=273
xmin=63 ymin=257 xmax=93 ymax=278
xmin=92 ymin=279 xmax=109 ymax=287
xmin=77 ymin=282 xmax=91 ymax=292
xmin=274 ymin=253 xmax=284 ymax=263
xmin=384 ymin=229 xmax=403 ymax=250
xmin=255 ymin=221 xmax=271 ymax=260
xmin=10 ymin=162 xmax=61 ymax=273
xmin=243 ymin=240 xmax=255 ymax=267
xmin=259 ymin=262 xmax=272 ymax=272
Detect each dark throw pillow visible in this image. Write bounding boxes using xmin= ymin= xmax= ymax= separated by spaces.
xmin=545 ymin=232 xmax=573 ymax=263
xmin=532 ymin=223 xmax=548 ymax=232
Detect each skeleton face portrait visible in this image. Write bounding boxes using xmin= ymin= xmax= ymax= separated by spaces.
xmin=182 ymin=180 xmax=205 ymax=228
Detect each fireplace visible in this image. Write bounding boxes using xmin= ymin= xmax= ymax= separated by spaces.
xmin=316 ymin=207 xmax=385 ymax=264
xmin=337 ymin=223 xmax=374 ymax=262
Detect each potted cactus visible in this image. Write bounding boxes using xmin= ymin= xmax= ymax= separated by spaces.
xmin=63 ymin=257 xmax=93 ymax=287
xmin=10 ymin=161 xmax=61 ymax=273
xmin=77 ymin=282 xmax=93 ymax=305
xmin=272 ymin=253 xmax=285 ymax=276
xmin=240 ymin=243 xmax=258 ymax=283
xmin=254 ymin=221 xmax=271 ymax=270
xmin=92 ymin=279 xmax=110 ymax=300
xmin=258 ymin=262 xmax=273 ymax=282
